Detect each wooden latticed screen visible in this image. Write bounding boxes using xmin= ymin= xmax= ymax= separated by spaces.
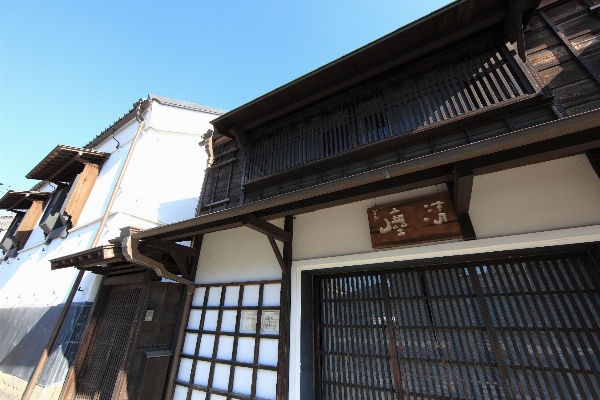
xmin=174 ymin=281 xmax=282 ymax=400
xmin=245 ymin=42 xmax=531 ymax=182
xmin=73 ymin=287 xmax=143 ymax=400
xmin=314 ymin=253 xmax=600 ymax=399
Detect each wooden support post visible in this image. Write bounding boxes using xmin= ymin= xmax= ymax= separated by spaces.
xmin=504 ymin=0 xmax=527 ymax=61
xmin=454 ymin=163 xmax=476 ymax=241
xmin=164 ymin=234 xmax=202 ymax=400
xmin=276 ymin=216 xmax=293 ymax=400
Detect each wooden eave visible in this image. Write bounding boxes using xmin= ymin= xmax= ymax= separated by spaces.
xmin=26 ymin=145 xmax=109 ymax=183
xmin=0 ymin=191 xmax=50 ymax=211
xmin=134 ymin=108 xmax=600 ymax=242
xmin=50 ymin=244 xmax=125 ymax=271
xmin=211 ymin=0 xmax=541 ymax=136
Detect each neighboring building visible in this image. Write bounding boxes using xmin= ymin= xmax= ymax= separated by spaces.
xmin=0 ymin=214 xmax=15 ymax=244
xmin=43 ymin=0 xmax=600 ymax=399
xmin=0 ymin=95 xmax=224 ymax=400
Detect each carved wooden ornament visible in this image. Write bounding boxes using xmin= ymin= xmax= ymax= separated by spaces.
xmin=367 ymin=192 xmax=463 ymax=249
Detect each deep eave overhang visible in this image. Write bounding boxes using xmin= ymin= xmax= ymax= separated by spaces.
xmin=134 ymin=108 xmax=600 ymax=242
xmin=25 ymin=145 xmax=110 ymax=183
xmin=211 ymin=0 xmax=541 ymax=136
xmin=0 ymin=191 xmax=50 ymax=211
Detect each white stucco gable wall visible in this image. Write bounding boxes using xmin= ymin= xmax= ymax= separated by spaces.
xmin=114 ymin=103 xmax=214 ymax=225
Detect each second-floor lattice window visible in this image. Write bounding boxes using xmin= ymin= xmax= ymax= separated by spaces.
xmin=245 ymin=42 xmax=532 ymax=182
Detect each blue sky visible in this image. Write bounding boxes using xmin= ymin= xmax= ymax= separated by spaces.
xmin=0 ymin=0 xmax=453 ymax=196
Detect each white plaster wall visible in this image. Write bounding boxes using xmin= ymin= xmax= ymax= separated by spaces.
xmin=114 ymin=127 xmax=209 ymax=225
xmin=148 ymin=101 xmax=217 ymax=136
xmin=76 ymin=126 xmax=136 ymax=227
xmin=292 ymin=184 xmax=446 ymax=260
xmin=470 ymin=154 xmax=600 ymax=239
xmin=195 ymin=219 xmax=285 ymax=284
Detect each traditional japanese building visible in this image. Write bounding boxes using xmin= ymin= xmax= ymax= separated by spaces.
xmin=48 ymin=0 xmax=600 ymax=399
xmin=0 ymin=95 xmax=223 ymax=400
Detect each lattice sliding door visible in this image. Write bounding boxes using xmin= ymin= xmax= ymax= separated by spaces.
xmin=315 ymin=253 xmax=600 ymax=400
xmin=174 ymin=281 xmax=282 ymax=400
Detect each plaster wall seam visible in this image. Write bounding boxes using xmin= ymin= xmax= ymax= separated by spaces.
xmin=288 ymin=223 xmax=600 ymax=400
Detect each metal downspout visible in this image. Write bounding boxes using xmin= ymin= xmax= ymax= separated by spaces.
xmin=21 ymin=100 xmax=148 ymax=400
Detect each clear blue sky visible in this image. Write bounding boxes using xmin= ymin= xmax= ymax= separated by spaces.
xmin=0 ymin=0 xmax=453 ymax=196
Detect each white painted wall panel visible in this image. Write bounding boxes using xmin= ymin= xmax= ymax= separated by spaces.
xmin=115 ymin=127 xmax=209 ymax=225
xmin=470 ymin=154 xmax=600 ymax=239
xmin=149 ymin=102 xmax=217 ymax=136
xmin=195 ymin=220 xmax=285 ymax=284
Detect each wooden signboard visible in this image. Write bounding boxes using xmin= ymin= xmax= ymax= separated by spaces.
xmin=367 ymin=192 xmax=463 ymax=249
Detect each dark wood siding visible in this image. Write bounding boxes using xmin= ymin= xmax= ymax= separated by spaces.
xmin=197 ymin=3 xmax=600 ymax=216
xmin=526 ymin=0 xmax=600 ymax=116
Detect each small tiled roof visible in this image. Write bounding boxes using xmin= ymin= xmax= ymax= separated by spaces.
xmin=0 ymin=191 xmax=51 ymax=211
xmin=26 ymin=145 xmax=109 ymax=183
xmin=50 ymin=244 xmax=125 ymax=270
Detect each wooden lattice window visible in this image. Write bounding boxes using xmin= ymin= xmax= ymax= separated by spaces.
xmin=174 ymin=280 xmax=282 ymax=400
xmin=245 ymin=42 xmax=533 ymax=182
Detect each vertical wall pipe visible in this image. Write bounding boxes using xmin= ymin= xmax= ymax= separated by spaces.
xmin=21 ymin=102 xmax=148 ymax=400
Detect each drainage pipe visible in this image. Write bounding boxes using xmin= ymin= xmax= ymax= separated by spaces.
xmin=21 ymin=100 xmax=148 ymax=400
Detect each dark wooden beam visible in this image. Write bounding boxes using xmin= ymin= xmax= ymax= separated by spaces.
xmin=243 ymin=213 xmax=292 ymax=243
xmin=586 ymin=149 xmax=600 ymax=180
xmin=453 ymin=162 xmax=476 ymax=241
xmin=504 ymin=0 xmax=526 ymax=60
xmin=154 ymin=216 xmax=245 ymax=241
xmin=169 ymin=251 xmax=191 ymax=281
xmin=267 ymin=235 xmax=286 ymax=271
xmin=142 ymin=237 xmax=197 ymax=257
xmin=276 ymin=215 xmax=293 ymax=400
xmin=228 ymin=125 xmax=248 ymax=155
xmin=453 ymin=163 xmax=474 ymax=215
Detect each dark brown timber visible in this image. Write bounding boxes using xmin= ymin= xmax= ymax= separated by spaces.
xmin=276 ymin=216 xmax=293 ymax=400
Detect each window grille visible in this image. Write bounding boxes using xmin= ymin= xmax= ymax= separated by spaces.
xmin=174 ymin=281 xmax=282 ymax=400
xmin=246 ymin=43 xmax=530 ymax=182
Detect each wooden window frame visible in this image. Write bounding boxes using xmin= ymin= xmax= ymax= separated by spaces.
xmin=174 ymin=279 xmax=282 ymax=400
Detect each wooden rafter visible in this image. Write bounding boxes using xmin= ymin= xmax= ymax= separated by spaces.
xmin=142 ymin=237 xmax=198 ymax=257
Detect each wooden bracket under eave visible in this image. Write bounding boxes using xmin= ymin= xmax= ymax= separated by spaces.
xmin=243 ymin=213 xmax=292 ymax=243
xmin=228 ymin=125 xmax=249 ymax=155
xmin=454 ymin=162 xmax=477 ymax=241
xmin=139 ymin=237 xmax=200 ymax=281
